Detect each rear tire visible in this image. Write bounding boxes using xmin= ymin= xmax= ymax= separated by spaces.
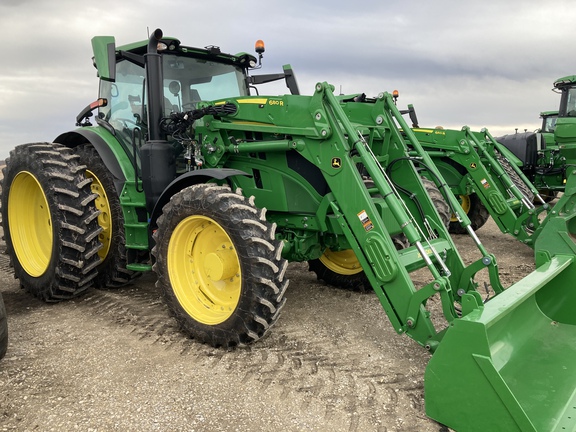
xmin=75 ymin=143 xmax=140 ymax=288
xmin=0 ymin=292 xmax=7 ymax=360
xmin=0 ymin=143 xmax=102 ymax=301
xmin=152 ymin=184 xmax=288 ymax=347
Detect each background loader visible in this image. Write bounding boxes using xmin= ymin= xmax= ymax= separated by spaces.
xmin=2 ymin=29 xmax=576 ymax=431
xmin=410 ymin=125 xmax=550 ymax=245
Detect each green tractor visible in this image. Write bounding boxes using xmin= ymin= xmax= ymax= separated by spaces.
xmin=3 ymin=29 xmax=576 ymax=431
xmin=496 ymin=75 xmax=576 ymax=202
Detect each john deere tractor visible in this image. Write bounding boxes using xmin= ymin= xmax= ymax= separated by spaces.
xmin=3 ymin=29 xmax=576 ymax=431
xmin=496 ymin=75 xmax=576 ymax=201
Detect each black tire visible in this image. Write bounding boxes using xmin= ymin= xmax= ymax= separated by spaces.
xmin=75 ymin=143 xmax=140 ymax=288
xmin=448 ymin=193 xmax=490 ymax=234
xmin=152 ymin=183 xmax=288 ymax=347
xmin=422 ymin=177 xmax=451 ymax=229
xmin=537 ymin=189 xmax=558 ymax=203
xmin=308 ymin=249 xmax=370 ymax=292
xmin=309 ymin=178 xmax=449 ymax=292
xmin=0 ymin=292 xmax=7 ymax=360
xmin=0 ymin=143 xmax=102 ymax=301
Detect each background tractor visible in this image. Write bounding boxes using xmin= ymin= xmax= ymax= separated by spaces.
xmin=496 ymin=75 xmax=576 ymax=201
xmin=2 ymin=29 xmax=576 ymax=431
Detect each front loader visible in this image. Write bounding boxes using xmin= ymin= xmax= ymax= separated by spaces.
xmin=372 ymin=98 xmax=563 ymax=250
xmin=410 ymin=125 xmax=551 ymax=246
xmin=2 ymin=29 xmax=576 ymax=431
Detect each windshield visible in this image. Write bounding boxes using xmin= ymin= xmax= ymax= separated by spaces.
xmin=162 ymin=55 xmax=247 ymax=113
xmin=97 ymin=54 xmax=248 ymax=146
xmin=542 ymin=116 xmax=558 ymax=133
xmin=98 ymin=60 xmax=145 ymax=124
xmin=99 ymin=55 xmax=247 ymax=121
xmin=562 ymin=87 xmax=576 ymax=117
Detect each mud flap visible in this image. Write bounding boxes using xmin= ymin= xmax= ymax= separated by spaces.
xmin=425 ymin=255 xmax=576 ymax=432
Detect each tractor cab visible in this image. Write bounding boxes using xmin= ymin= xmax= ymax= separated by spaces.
xmin=552 ymin=75 xmax=576 ymax=145
xmin=538 ymin=110 xmax=558 ymax=147
xmin=539 ymin=110 xmax=558 ymax=133
xmin=80 ymin=34 xmax=299 ymax=158
xmin=96 ymin=45 xmax=250 ymax=152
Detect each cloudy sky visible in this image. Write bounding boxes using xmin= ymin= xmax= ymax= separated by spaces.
xmin=0 ymin=0 xmax=573 ymax=159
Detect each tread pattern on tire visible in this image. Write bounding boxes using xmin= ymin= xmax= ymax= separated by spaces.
xmin=75 ymin=143 xmax=140 ymax=288
xmin=152 ymin=183 xmax=288 ymax=348
xmin=1 ymin=143 xmax=103 ymax=301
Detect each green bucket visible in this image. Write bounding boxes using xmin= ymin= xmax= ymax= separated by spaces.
xmin=425 ymin=255 xmax=576 ymax=432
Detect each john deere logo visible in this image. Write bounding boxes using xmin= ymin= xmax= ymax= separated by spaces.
xmin=332 ymin=158 xmax=342 ymax=168
xmin=470 ymin=163 xmax=477 ymax=169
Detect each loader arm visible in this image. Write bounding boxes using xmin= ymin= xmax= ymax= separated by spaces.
xmin=193 ymin=83 xmax=576 ymax=431
xmin=411 ymin=126 xmax=552 ymax=246
xmin=196 ymin=83 xmax=507 ymax=347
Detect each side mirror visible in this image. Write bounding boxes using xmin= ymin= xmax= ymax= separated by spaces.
xmin=91 ymin=36 xmax=116 ymax=81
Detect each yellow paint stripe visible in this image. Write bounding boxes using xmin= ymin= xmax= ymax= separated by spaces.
xmin=237 ymin=98 xmax=268 ymax=104
xmin=412 ymin=128 xmax=434 ymax=133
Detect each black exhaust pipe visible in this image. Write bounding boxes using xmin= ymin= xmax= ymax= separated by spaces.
xmin=140 ymin=28 xmax=176 ymax=214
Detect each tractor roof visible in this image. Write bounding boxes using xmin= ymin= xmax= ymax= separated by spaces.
xmin=554 ymin=75 xmax=576 ymax=88
xmin=116 ymin=36 xmax=256 ymax=68
xmin=540 ymin=110 xmax=559 ymax=117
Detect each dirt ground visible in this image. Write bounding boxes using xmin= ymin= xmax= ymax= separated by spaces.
xmin=0 ymin=214 xmax=535 ymax=431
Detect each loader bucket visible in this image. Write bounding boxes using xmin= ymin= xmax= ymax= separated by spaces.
xmin=425 ymin=255 xmax=576 ymax=432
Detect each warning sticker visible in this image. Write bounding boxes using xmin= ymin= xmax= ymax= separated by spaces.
xmin=357 ymin=210 xmax=374 ymax=231
xmin=480 ymin=178 xmax=490 ymax=189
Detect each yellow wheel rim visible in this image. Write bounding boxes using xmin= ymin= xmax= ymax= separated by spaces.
xmin=8 ymin=171 xmax=53 ymax=277
xmin=168 ymin=215 xmax=241 ymax=325
xmin=319 ymin=249 xmax=363 ymax=275
xmin=450 ymin=194 xmax=471 ymax=222
xmin=86 ymin=170 xmax=111 ymax=260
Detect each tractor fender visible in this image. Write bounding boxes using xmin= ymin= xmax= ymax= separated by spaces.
xmin=54 ymin=130 xmax=126 ymax=187
xmin=149 ymin=168 xmax=250 ymax=229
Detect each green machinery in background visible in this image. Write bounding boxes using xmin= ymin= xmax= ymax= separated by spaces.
xmin=411 ymin=125 xmax=550 ymax=245
xmin=496 ymin=75 xmax=576 ymax=201
xmin=2 ymin=29 xmax=576 ymax=431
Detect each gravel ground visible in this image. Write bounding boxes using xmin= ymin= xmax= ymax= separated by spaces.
xmin=0 ymin=214 xmax=537 ymax=432
xmin=0 ymin=141 xmax=548 ymax=432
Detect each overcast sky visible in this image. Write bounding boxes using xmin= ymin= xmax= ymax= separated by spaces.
xmin=1 ymin=0 xmax=573 ymax=159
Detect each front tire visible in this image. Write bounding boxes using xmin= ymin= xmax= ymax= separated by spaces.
xmin=1 ymin=143 xmax=102 ymax=301
xmin=152 ymin=184 xmax=288 ymax=347
xmin=309 ymin=178 xmax=449 ymax=292
xmin=448 ymin=193 xmax=489 ymax=234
